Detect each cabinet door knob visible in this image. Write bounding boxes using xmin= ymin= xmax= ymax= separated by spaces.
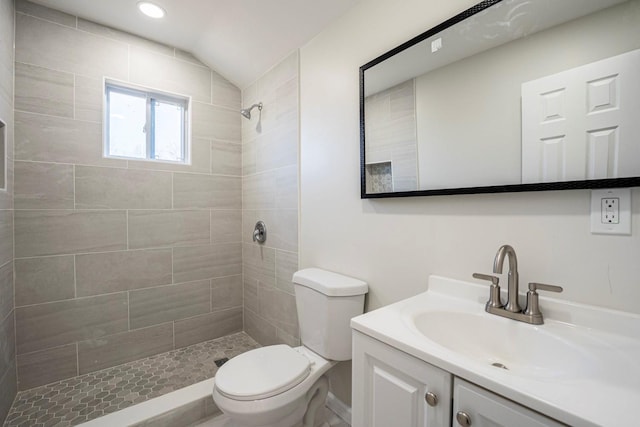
xmin=425 ymin=392 xmax=438 ymax=407
xmin=456 ymin=411 xmax=472 ymax=427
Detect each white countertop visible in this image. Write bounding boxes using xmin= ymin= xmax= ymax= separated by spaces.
xmin=351 ymin=275 xmax=640 ymax=427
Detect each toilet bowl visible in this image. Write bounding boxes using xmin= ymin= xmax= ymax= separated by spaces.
xmin=212 ymin=268 xmax=368 ymax=427
xmin=212 ymin=346 xmax=335 ymax=427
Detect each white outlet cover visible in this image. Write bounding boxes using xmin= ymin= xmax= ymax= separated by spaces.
xmin=591 ymin=188 xmax=631 ymax=235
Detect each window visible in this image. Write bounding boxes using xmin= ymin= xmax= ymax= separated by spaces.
xmin=105 ymin=81 xmax=189 ymax=163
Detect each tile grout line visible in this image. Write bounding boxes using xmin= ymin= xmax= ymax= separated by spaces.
xmin=73 ymin=255 xmax=77 ymax=298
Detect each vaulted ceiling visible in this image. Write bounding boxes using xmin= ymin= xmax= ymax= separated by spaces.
xmin=30 ymin=0 xmax=360 ymax=89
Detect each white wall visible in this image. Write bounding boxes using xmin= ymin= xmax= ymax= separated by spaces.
xmin=300 ymin=0 xmax=640 ymax=315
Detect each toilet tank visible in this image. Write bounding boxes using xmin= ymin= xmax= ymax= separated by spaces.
xmin=292 ymin=268 xmax=368 ymax=361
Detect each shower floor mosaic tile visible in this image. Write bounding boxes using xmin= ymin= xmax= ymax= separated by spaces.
xmin=3 ymin=332 xmax=260 ymax=427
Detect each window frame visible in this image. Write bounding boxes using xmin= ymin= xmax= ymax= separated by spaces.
xmin=104 ymin=79 xmax=191 ymax=164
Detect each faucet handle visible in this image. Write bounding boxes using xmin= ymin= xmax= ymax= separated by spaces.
xmin=524 ymin=282 xmax=563 ymax=323
xmin=472 ymin=273 xmax=503 ymax=309
xmin=528 ymin=282 xmax=563 ymax=293
xmin=472 ymin=273 xmax=499 ymax=285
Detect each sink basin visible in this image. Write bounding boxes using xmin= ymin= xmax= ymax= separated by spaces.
xmin=351 ymin=275 xmax=640 ymax=426
xmin=410 ymin=311 xmax=594 ymax=379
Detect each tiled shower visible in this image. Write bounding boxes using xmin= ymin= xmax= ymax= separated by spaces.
xmin=0 ymin=0 xmax=300 ymax=424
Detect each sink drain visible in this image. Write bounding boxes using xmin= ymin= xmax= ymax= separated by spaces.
xmin=491 ymin=362 xmax=509 ymax=370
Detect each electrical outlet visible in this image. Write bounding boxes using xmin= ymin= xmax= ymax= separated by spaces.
xmin=601 ymin=198 xmax=619 ymax=224
xmin=591 ymin=189 xmax=631 ymax=235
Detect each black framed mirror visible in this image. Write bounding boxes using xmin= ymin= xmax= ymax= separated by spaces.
xmin=360 ymin=0 xmax=640 ymax=198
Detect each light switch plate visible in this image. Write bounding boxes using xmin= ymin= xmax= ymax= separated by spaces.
xmin=591 ymin=188 xmax=631 ymax=235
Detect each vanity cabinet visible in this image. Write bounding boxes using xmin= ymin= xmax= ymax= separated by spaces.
xmin=353 ymin=331 xmax=565 ymax=427
xmin=453 ymin=379 xmax=565 ymax=427
xmin=352 ymin=331 xmax=452 ymax=427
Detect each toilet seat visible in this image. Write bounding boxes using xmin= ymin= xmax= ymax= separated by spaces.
xmin=215 ymin=345 xmax=311 ymax=401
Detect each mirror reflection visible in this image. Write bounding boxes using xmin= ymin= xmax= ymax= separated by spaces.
xmin=362 ymin=0 xmax=640 ymax=195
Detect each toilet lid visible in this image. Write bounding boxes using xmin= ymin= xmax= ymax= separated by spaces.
xmin=215 ymin=345 xmax=311 ymax=401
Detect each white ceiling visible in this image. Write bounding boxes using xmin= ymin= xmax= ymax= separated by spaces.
xmin=30 ymin=0 xmax=360 ymax=89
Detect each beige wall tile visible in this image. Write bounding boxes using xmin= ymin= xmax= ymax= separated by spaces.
xmin=173 ymin=243 xmax=242 ymax=284
xmin=0 ymin=210 xmax=13 ymax=266
xmin=210 ymin=210 xmax=241 ymax=244
xmin=192 ymin=102 xmax=240 ymax=142
xmin=15 ymin=111 xmax=126 ymax=167
xmin=14 ymin=255 xmax=74 ymax=306
xmin=14 ymin=62 xmax=74 ymax=118
xmin=258 ymin=285 xmax=298 ymax=338
xmin=211 ymin=275 xmax=242 ymax=310
xmin=211 ymin=72 xmax=241 ymax=110
xmin=0 ymin=262 xmax=12 ymax=321
xmin=0 ymin=0 xmax=14 ymax=415
xmin=0 ymin=158 xmax=14 ymax=211
xmin=211 ymin=140 xmax=241 ymax=176
xmin=173 ymin=173 xmax=241 ymax=209
xmin=15 ymin=13 xmax=128 ymax=80
xmin=174 ymin=307 xmax=242 ymax=349
xmin=128 ymin=210 xmax=210 ymax=249
xmin=241 ymin=83 xmax=258 ymax=140
xmin=78 ymin=323 xmax=173 ymax=374
xmin=275 ymin=250 xmax=297 ymax=295
xmin=16 ymin=0 xmax=76 ymax=27
xmin=76 ymin=249 xmax=172 ymax=297
xmin=276 ymin=165 xmax=298 ymax=210
xmin=0 ymin=313 xmax=15 ymax=381
xmin=243 ymin=243 xmax=276 ymax=288
xmin=244 ymin=308 xmax=277 ymax=346
xmin=0 ymin=359 xmax=16 ymax=424
xmin=127 ymin=138 xmax=211 ymax=175
xmin=242 ymin=209 xmax=298 ymax=252
xmin=275 ymin=76 xmax=298 ymax=124
xmin=74 ymin=74 xmax=102 ymax=123
xmin=77 ymin=19 xmax=174 ymax=56
xmin=16 ymin=343 xmax=77 ymax=390
xmin=276 ymin=328 xmax=301 ymax=347
xmin=0 ymin=0 xmax=13 ymax=115
xmin=243 ymin=166 xmax=296 ymax=211
xmin=75 ymin=166 xmax=172 ymax=209
xmin=15 ymin=292 xmax=128 ymax=354
xmin=256 ymin=126 xmax=298 ymax=173
xmin=259 ymin=51 xmax=298 ymax=98
xmin=129 ymin=280 xmax=210 ymax=329
xmin=15 ymin=210 xmax=127 ymax=257
xmin=243 ymin=172 xmax=276 ymax=210
xmin=243 ymin=278 xmax=258 ymax=314
xmin=14 ymin=161 xmax=74 ymax=209
xmin=242 ymin=139 xmax=256 ymax=176
xmin=130 ymin=47 xmax=211 ymax=103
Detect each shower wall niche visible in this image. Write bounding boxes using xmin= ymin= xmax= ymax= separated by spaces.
xmin=12 ymin=0 xmax=243 ymax=391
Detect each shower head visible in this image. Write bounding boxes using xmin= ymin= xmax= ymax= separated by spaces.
xmin=240 ymin=102 xmax=263 ymax=119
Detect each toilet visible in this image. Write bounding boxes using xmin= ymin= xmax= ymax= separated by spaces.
xmin=212 ymin=268 xmax=368 ymax=427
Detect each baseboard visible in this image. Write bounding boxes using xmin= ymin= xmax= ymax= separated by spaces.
xmin=326 ymin=392 xmax=351 ymax=425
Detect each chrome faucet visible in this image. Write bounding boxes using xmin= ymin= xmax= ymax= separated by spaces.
xmin=492 ymin=244 xmax=521 ymax=313
xmin=473 ymin=245 xmax=563 ymax=325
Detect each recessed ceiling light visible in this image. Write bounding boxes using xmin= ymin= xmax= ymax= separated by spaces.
xmin=137 ymin=2 xmax=166 ymax=19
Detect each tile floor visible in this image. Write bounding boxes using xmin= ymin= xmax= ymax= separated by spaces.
xmin=3 ymin=332 xmax=260 ymax=427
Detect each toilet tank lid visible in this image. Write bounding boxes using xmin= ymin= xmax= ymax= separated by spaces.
xmin=292 ymin=268 xmax=368 ymax=296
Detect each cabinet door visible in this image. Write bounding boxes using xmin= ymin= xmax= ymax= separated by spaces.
xmin=453 ymin=379 xmax=565 ymax=427
xmin=352 ymin=331 xmax=452 ymax=427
